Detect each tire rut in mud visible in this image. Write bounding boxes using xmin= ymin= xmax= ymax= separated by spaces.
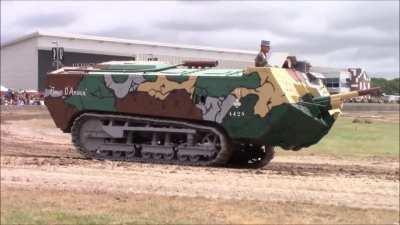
xmin=1 ymin=155 xmax=398 ymax=181
xmin=263 ymin=162 xmax=399 ymax=180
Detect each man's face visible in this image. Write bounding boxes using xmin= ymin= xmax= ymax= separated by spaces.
xmin=261 ymin=45 xmax=270 ymax=53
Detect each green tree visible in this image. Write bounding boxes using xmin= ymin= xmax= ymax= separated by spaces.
xmin=371 ymin=78 xmax=400 ymax=95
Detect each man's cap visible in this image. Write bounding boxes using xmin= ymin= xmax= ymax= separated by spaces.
xmin=261 ymin=40 xmax=270 ymax=47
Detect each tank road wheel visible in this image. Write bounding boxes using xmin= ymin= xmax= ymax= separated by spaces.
xmin=163 ymin=151 xmax=175 ymax=160
xmin=125 ymin=150 xmax=136 ymax=160
xmin=199 ymin=133 xmax=221 ymax=159
xmin=112 ymin=151 xmax=124 ymax=160
xmin=95 ymin=150 xmax=110 ymax=158
xmin=125 ymin=144 xmax=141 ymax=160
xmin=178 ymin=154 xmax=188 ymax=162
xmin=153 ymin=153 xmax=163 ymax=160
xmin=123 ymin=134 xmax=136 ymax=160
xmin=142 ymin=152 xmax=153 ymax=159
xmin=71 ymin=116 xmax=109 ymax=159
xmin=201 ymin=133 xmax=220 ymax=148
xmin=189 ymin=155 xmax=201 ymax=162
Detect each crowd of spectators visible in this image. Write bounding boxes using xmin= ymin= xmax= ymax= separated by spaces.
xmin=0 ymin=90 xmax=44 ymax=106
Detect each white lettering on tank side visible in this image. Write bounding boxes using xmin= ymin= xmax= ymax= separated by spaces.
xmin=45 ymin=86 xmax=85 ymax=98
xmin=44 ymin=86 xmax=63 ymax=97
xmin=229 ymin=111 xmax=245 ymax=117
xmin=64 ymin=86 xmax=87 ymax=96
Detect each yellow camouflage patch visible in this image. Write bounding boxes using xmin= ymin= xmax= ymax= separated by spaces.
xmin=137 ymin=75 xmax=197 ymax=100
xmin=232 ymin=68 xmax=289 ymax=117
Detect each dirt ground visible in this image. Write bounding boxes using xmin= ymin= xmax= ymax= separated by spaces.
xmin=341 ymin=111 xmax=400 ymax=123
xmin=1 ymin=106 xmax=399 ymax=224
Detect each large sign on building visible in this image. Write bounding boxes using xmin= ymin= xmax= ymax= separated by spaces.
xmin=38 ymin=50 xmax=132 ymax=90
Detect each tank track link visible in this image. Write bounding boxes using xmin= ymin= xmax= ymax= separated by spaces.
xmin=71 ymin=113 xmax=232 ymax=167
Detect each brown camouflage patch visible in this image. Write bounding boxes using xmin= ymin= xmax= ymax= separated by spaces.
xmin=115 ymin=89 xmax=202 ymax=120
xmin=45 ymin=99 xmax=78 ymax=131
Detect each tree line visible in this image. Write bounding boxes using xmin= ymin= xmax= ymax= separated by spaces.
xmin=371 ymin=78 xmax=399 ymax=95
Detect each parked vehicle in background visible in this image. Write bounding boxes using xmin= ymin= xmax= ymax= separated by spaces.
xmin=382 ymin=94 xmax=400 ymax=103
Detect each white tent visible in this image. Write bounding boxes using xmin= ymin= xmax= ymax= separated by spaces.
xmin=1 ymin=85 xmax=9 ymax=92
xmin=24 ymin=89 xmax=38 ymax=93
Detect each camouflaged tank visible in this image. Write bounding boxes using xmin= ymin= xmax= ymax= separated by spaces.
xmin=44 ymin=60 xmax=379 ymax=168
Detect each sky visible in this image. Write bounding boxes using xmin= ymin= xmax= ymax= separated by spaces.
xmin=1 ymin=1 xmax=399 ymax=78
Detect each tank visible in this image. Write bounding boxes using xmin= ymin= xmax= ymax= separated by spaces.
xmin=44 ymin=60 xmax=379 ymax=168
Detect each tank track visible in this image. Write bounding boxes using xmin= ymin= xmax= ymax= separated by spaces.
xmin=71 ymin=113 xmax=232 ymax=167
xmin=228 ymin=144 xmax=275 ymax=169
xmin=246 ymin=145 xmax=275 ymax=168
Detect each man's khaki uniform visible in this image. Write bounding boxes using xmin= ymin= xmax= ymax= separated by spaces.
xmin=255 ymin=51 xmax=269 ymax=67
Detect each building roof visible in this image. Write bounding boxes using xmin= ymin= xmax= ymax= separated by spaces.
xmin=1 ymin=31 xmax=259 ymax=55
xmin=311 ymin=66 xmax=344 ymax=74
xmin=311 ymin=66 xmax=349 ymax=78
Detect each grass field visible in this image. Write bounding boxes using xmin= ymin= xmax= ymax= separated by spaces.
xmin=2 ymin=187 xmax=398 ymax=225
xmin=280 ymin=117 xmax=399 ymax=158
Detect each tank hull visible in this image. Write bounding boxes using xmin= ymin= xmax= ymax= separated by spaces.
xmin=45 ymin=66 xmax=336 ymax=150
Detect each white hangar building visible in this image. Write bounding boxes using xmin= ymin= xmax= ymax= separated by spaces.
xmin=1 ymin=31 xmax=288 ymax=91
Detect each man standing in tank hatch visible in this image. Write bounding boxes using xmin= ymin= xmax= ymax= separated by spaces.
xmin=255 ymin=40 xmax=271 ymax=67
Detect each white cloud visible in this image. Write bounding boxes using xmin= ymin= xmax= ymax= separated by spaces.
xmin=1 ymin=1 xmax=398 ymax=78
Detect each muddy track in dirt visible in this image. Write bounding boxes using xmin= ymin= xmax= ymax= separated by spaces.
xmin=2 ymin=107 xmax=398 ymax=180
xmin=2 ymin=154 xmax=399 ymax=211
xmin=2 ymin=154 xmax=398 ymax=181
